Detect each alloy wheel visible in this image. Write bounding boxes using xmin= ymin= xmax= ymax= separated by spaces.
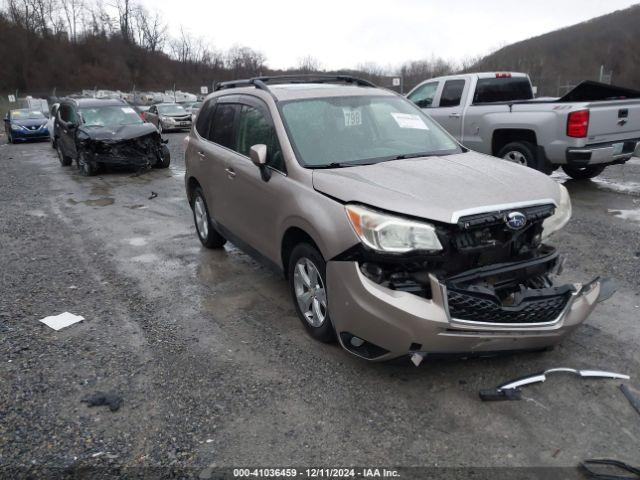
xmin=293 ymin=257 xmax=327 ymax=327
xmin=194 ymin=196 xmax=209 ymax=239
xmin=503 ymin=150 xmax=528 ymax=166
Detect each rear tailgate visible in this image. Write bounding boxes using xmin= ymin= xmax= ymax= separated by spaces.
xmin=586 ymin=99 xmax=640 ymax=144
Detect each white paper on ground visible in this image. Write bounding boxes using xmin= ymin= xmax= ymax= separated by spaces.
xmin=39 ymin=312 xmax=85 ymax=331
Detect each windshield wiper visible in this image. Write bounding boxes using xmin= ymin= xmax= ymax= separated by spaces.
xmin=386 ymin=152 xmax=434 ymax=161
xmin=310 ymin=162 xmax=375 ymax=169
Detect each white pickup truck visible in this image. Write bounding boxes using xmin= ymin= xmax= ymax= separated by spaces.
xmin=407 ymin=72 xmax=640 ymax=179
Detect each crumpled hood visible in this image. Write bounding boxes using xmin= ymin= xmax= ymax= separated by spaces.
xmin=79 ymin=123 xmax=158 ymax=142
xmin=312 ymin=152 xmax=562 ymax=224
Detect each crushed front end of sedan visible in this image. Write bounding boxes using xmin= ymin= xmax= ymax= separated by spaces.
xmin=76 ymin=123 xmax=170 ymax=171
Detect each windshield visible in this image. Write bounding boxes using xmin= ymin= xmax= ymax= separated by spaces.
xmin=79 ymin=106 xmax=143 ymax=127
xmin=11 ymin=109 xmax=46 ymax=120
xmin=280 ymin=95 xmax=462 ymax=167
xmin=158 ymin=104 xmax=187 ymax=115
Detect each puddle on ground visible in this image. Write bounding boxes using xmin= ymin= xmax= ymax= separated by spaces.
xmin=25 ymin=209 xmax=47 ymax=217
xmin=90 ymin=184 xmax=112 ymax=196
xmin=130 ymin=253 xmax=160 ymax=263
xmin=127 ymin=237 xmax=148 ymax=246
xmin=608 ymin=208 xmax=640 ymax=223
xmin=67 ymin=197 xmax=115 ymax=207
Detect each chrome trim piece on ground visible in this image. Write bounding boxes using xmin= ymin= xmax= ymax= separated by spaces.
xmin=480 ymin=368 xmax=630 ymax=401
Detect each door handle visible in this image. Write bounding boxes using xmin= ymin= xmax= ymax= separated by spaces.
xmin=197 ymin=151 xmax=206 ymax=159
xmin=225 ymin=167 xmax=236 ymax=178
xmin=449 ymin=113 xmax=461 ymax=118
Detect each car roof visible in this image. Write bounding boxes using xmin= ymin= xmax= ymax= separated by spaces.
xmin=215 ymin=83 xmax=395 ymax=102
xmin=64 ymin=98 xmax=126 ymax=107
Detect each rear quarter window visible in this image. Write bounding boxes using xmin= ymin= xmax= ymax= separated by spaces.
xmin=473 ymin=78 xmax=533 ymax=103
xmin=195 ymin=99 xmax=215 ymax=138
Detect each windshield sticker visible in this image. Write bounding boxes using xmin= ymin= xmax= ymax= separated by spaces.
xmin=343 ymin=107 xmax=362 ymax=127
xmin=121 ymin=107 xmax=136 ymax=114
xmin=390 ymin=112 xmax=429 ymax=130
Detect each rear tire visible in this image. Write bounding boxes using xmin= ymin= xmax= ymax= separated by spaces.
xmin=562 ymin=164 xmax=606 ymax=180
xmin=192 ymin=187 xmax=226 ymax=249
xmin=497 ymin=141 xmax=547 ymax=173
xmin=288 ymin=243 xmax=335 ymax=343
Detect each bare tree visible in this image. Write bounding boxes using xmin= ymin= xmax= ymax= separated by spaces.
xmin=113 ymin=0 xmax=133 ymax=43
xmin=297 ymin=55 xmax=322 ymax=73
xmin=59 ymin=0 xmax=85 ymax=42
xmin=226 ymin=45 xmax=266 ymax=78
xmin=133 ymin=5 xmax=166 ymax=52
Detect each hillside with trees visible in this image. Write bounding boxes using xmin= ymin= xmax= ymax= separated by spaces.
xmin=471 ymin=4 xmax=640 ymax=96
xmin=0 ymin=0 xmax=462 ymax=97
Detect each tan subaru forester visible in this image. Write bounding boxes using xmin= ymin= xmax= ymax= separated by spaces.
xmin=184 ymin=75 xmax=614 ymax=363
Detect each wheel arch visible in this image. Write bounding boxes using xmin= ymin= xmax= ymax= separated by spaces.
xmin=186 ymin=176 xmax=201 ymax=206
xmin=281 ymin=226 xmax=323 ymax=279
xmin=492 ymin=129 xmax=538 ymax=156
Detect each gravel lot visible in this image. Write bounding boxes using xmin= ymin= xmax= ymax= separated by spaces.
xmin=1 ymin=132 xmax=639 ymax=477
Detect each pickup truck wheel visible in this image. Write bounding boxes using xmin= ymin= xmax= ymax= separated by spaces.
xmin=288 ymin=243 xmax=336 ymax=343
xmin=562 ymin=164 xmax=606 ymax=180
xmin=192 ymin=187 xmax=226 ymax=249
xmin=498 ymin=142 xmax=540 ymax=171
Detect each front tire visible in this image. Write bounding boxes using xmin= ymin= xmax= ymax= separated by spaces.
xmin=78 ymin=150 xmax=98 ymax=176
xmin=288 ymin=243 xmax=335 ymax=343
xmin=562 ymin=164 xmax=606 ymax=180
xmin=154 ymin=144 xmax=170 ymax=168
xmin=192 ymin=187 xmax=226 ymax=249
xmin=57 ymin=143 xmax=72 ymax=166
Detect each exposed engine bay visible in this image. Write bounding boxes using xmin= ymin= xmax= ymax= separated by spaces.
xmin=76 ymin=123 xmax=169 ymax=169
xmin=337 ymin=204 xmax=578 ymax=324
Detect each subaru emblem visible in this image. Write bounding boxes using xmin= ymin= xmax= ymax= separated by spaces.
xmin=506 ymin=211 xmax=527 ymax=230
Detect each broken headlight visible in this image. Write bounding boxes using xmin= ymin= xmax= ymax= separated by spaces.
xmin=541 ymin=184 xmax=572 ymax=240
xmin=345 ymin=204 xmax=442 ymax=253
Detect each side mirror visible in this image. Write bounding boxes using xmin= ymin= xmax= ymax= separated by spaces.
xmin=250 ymin=144 xmax=268 ymax=167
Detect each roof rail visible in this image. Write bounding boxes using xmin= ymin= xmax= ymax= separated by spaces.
xmin=214 ymin=75 xmax=377 ymax=98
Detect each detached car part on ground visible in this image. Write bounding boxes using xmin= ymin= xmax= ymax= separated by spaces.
xmin=55 ymin=98 xmax=170 ymax=176
xmin=185 ymin=75 xmax=615 ymax=363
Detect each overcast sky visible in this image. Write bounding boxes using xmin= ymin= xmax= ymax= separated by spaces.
xmin=141 ymin=0 xmax=639 ymax=70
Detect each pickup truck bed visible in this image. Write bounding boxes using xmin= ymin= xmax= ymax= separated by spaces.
xmin=408 ymin=73 xmax=640 ymax=179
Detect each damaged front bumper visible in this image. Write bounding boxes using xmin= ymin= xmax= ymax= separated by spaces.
xmin=326 ymin=259 xmax=612 ymax=362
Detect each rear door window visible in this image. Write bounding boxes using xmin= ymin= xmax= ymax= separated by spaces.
xmin=473 ymin=77 xmax=534 ymax=103
xmin=208 ymin=103 xmax=238 ymax=148
xmin=439 ymin=80 xmax=465 ymax=107
xmin=408 ymin=82 xmax=439 ymax=108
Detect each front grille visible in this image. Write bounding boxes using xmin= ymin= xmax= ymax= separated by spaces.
xmin=447 ymin=288 xmax=570 ymax=324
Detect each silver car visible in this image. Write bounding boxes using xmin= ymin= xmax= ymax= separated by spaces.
xmin=184 ymin=75 xmax=613 ymax=363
